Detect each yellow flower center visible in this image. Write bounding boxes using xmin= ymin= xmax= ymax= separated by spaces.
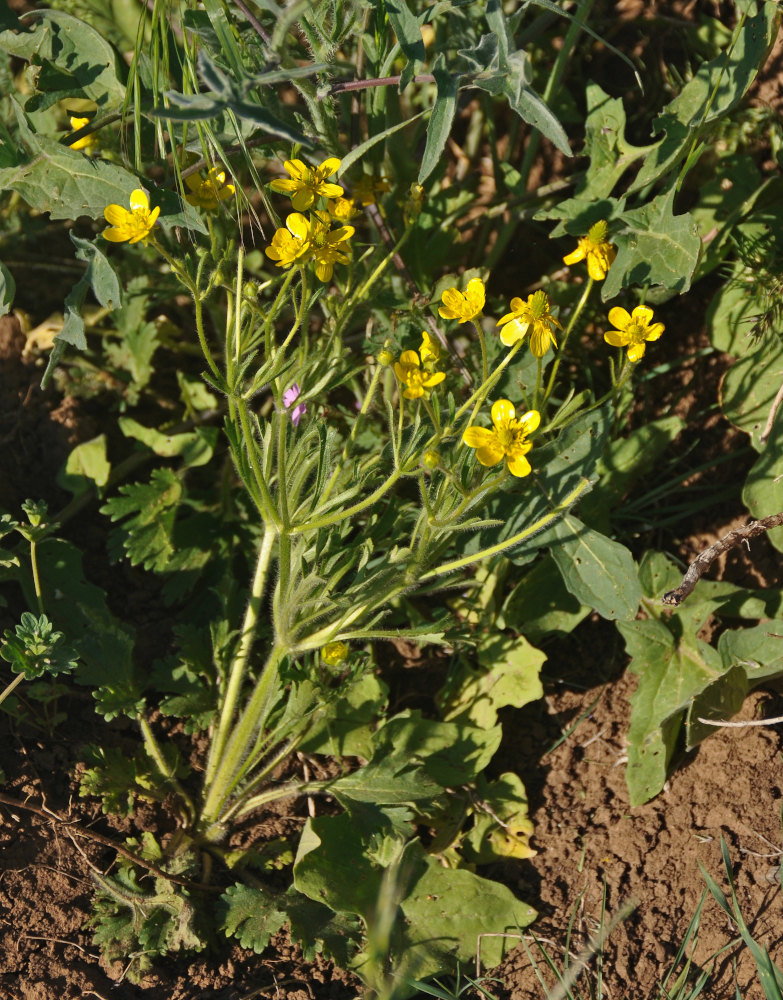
xmin=496 ymin=421 xmax=527 ymax=454
xmin=529 ymin=291 xmax=551 ymax=320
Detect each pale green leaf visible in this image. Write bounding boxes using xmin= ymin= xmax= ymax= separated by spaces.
xmin=57 ymin=435 xmax=111 ymax=496
xmin=418 ymin=55 xmax=457 ymax=184
xmin=118 ymin=418 xmax=217 ymax=469
xmin=720 ymin=337 xmax=783 ymax=449
xmin=0 ymin=259 xmax=14 ymax=317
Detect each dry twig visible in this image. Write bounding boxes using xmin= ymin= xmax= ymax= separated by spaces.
xmin=661 ymin=512 xmax=783 ymax=606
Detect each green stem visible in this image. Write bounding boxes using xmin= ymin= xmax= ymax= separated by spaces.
xmin=199 ymin=644 xmax=286 ymax=832
xmin=203 ymin=525 xmax=277 ymax=789
xmin=452 ymin=341 xmax=524 ymax=426
xmin=138 ymin=713 xmax=196 ymax=822
xmin=29 ymin=540 xmax=44 ymax=615
xmin=0 ymin=672 xmax=25 ymax=710
xmin=236 ymin=398 xmax=281 ymax=527
xmin=420 ymin=477 xmax=592 ymax=580
xmin=542 ymin=277 xmax=594 ymax=408
xmin=290 ymin=467 xmax=404 ymax=534
xmin=472 ymin=319 xmax=489 ymax=386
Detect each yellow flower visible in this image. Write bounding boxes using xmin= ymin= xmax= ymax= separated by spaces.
xmin=184 ymin=167 xmax=235 ymax=211
xmin=353 ymin=174 xmax=391 ymax=206
xmin=418 ymin=329 xmax=442 ymax=368
xmin=497 ymin=290 xmax=562 ymax=358
xmin=321 ymin=641 xmax=349 ymax=666
xmin=69 ymin=115 xmax=97 ymax=153
xmin=438 ymin=277 xmax=485 ymax=324
xmin=463 ymin=400 xmax=540 ymax=478
xmin=563 ymin=220 xmax=617 ymax=281
xmin=307 ymin=214 xmax=354 ymax=282
xmin=265 ymin=212 xmax=312 ymax=270
xmin=604 ymin=305 xmax=664 ymax=362
xmin=394 ymin=349 xmax=445 ymax=399
xmin=269 ymin=157 xmax=343 ymax=211
xmin=102 ymin=189 xmax=160 ymax=244
xmin=326 ymin=196 xmax=360 ymax=222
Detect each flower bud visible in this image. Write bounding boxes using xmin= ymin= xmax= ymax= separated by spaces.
xmin=422 ymin=449 xmax=441 ymax=470
xmin=321 ymin=641 xmax=349 ymax=666
xmin=376 ymin=347 xmax=394 ymax=367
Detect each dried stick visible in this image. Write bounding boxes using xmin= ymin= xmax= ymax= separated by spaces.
xmin=662 ymin=512 xmax=783 ymax=606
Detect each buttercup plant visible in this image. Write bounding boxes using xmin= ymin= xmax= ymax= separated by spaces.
xmin=2 ymin=0 xmax=773 ymax=990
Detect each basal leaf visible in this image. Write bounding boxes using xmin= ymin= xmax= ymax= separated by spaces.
xmin=719 ymin=619 xmax=783 ymax=685
xmin=438 ymin=634 xmax=545 ymax=728
xmin=100 ymin=469 xmax=183 ymax=570
xmin=501 ymin=553 xmax=589 ymax=640
xmin=620 ymin=612 xmax=729 ymax=805
xmin=550 ymin=515 xmax=641 ymax=620
xmin=219 ymin=884 xmax=288 ymax=954
xmin=720 ymin=337 xmax=783 ymax=449
xmin=706 ymin=267 xmax=761 ymax=355
xmin=466 ymin=771 xmax=536 ymax=863
xmin=0 ymin=99 xmax=139 ymax=220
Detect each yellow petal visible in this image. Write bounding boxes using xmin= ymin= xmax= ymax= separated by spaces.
xmin=586 ymin=254 xmax=607 ymax=280
xmin=627 ymin=342 xmax=646 ymax=362
xmin=607 ymin=306 xmax=631 ymax=330
xmin=291 ymin=189 xmax=315 ymax=212
xmin=319 ymin=157 xmax=342 ymax=176
xmin=517 ymin=410 xmax=540 ymax=434
xmin=104 ymin=204 xmax=128 ymax=225
xmin=327 ymin=225 xmax=354 ymax=244
xmin=475 ymin=442 xmax=505 ymax=467
xmin=403 ymin=384 xmax=424 ymax=399
xmin=102 ymin=228 xmax=127 ymax=242
xmin=399 ymin=350 xmax=421 ymax=368
xmin=563 ymin=246 xmax=585 ymax=265
xmin=129 ymin=189 xmax=149 ymax=212
xmin=319 ymin=181 xmax=345 ymax=199
xmin=491 ymin=399 xmax=516 ymax=427
xmin=604 ymin=329 xmax=628 ymax=348
xmin=148 ymin=206 xmax=160 ymax=226
xmin=286 ymin=213 xmax=310 ymax=239
xmin=507 ymin=453 xmax=532 ymax=477
xmin=463 ymin=426 xmax=495 ymax=449
xmin=645 ymin=323 xmax=664 ymax=341
xmin=632 ymin=305 xmax=655 ymax=326
xmin=499 ymin=319 xmax=527 ymax=346
xmin=283 ymin=159 xmax=307 ymax=179
xmin=270 ymin=178 xmax=298 ymax=194
xmin=314 ymin=258 xmax=333 ymax=282
xmin=422 ymin=371 xmax=445 ymax=388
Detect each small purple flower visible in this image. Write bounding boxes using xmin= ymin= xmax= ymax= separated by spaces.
xmin=283 ymin=382 xmax=307 ymax=427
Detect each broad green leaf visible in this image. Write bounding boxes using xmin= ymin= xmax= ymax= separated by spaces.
xmin=0 ymin=10 xmax=126 ymax=109
xmin=118 ymin=417 xmax=217 ymax=469
xmin=602 ymin=187 xmax=702 ymax=299
xmin=720 ymin=337 xmax=783 ymax=449
xmin=627 ymin=1 xmax=778 ymax=194
xmin=0 ymin=259 xmax=14 ymax=316
xmin=719 ymin=619 xmax=783 ymax=685
xmin=0 ymin=99 xmax=139 ymax=220
xmin=685 ymin=664 xmax=747 ymax=749
xmin=57 ymin=434 xmax=111 ymax=496
xmin=580 ymin=415 xmax=685 ymax=532
xmin=297 ymin=673 xmax=388 ymax=759
xmin=501 ymin=553 xmax=589 ymax=640
xmin=706 ymin=267 xmax=761 ymax=355
xmin=619 ymin=611 xmax=731 ymax=805
xmin=742 ymin=438 xmax=783 ymax=553
xmin=550 ymin=515 xmax=641 ymax=620
xmin=438 ymin=635 xmax=545 ymax=728
xmin=218 ymin=884 xmax=287 ymax=954
xmin=294 ymin=819 xmax=535 ymax=987
xmin=418 ymin=55 xmax=457 ymax=184
xmin=372 ymin=711 xmax=501 ymax=787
